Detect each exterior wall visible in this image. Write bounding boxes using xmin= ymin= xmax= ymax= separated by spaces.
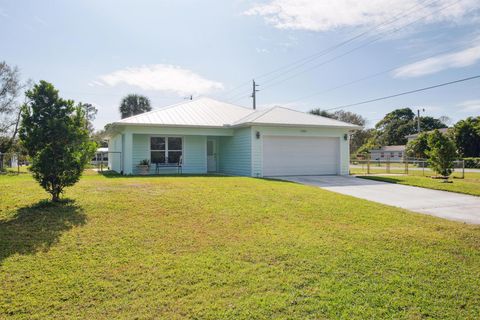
xmin=108 ymin=134 xmax=122 ymax=173
xmin=251 ymin=126 xmax=351 ymax=176
xmin=130 ymin=134 xmax=207 ymax=174
xmin=109 ymin=124 xmax=351 ymax=176
xmin=110 ymin=125 xmax=231 ymax=174
xmin=218 ymin=127 xmax=252 ymax=176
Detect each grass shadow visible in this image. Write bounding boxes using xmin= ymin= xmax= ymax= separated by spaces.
xmin=0 ymin=199 xmax=86 ymax=264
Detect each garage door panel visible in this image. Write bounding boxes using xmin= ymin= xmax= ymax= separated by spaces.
xmin=262 ymin=136 xmax=339 ymax=176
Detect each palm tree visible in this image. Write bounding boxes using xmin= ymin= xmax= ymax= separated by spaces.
xmin=119 ymin=94 xmax=152 ymax=119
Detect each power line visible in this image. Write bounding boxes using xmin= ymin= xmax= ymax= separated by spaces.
xmin=258 ymin=0 xmax=438 ymax=86
xmin=284 ymin=46 xmax=459 ymax=105
xmin=221 ymin=0 xmax=442 ymax=99
xmin=221 ymin=0 xmax=439 ymax=100
xmin=324 ymin=74 xmax=480 ymax=111
xmin=259 ymin=0 xmax=461 ymax=92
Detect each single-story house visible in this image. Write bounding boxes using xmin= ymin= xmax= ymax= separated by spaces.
xmin=369 ymin=145 xmax=405 ymax=161
xmin=91 ymin=147 xmax=109 ymax=166
xmin=107 ymin=97 xmax=361 ymax=176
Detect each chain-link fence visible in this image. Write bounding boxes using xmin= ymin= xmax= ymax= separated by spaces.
xmin=0 ymin=152 xmax=25 ymax=174
xmin=350 ymin=158 xmax=467 ymax=178
xmin=90 ymin=151 xmax=122 ymax=173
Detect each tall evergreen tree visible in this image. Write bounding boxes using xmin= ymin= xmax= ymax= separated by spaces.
xmin=452 ymin=116 xmax=480 ymax=157
xmin=19 ymin=81 xmax=96 ymax=201
xmin=426 ymin=130 xmax=456 ymax=178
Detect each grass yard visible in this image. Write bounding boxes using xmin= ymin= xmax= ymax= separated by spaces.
xmin=1 ymin=171 xmax=480 ymax=319
xmin=357 ymin=172 xmax=480 ymax=197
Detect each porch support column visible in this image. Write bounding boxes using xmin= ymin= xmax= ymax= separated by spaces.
xmin=123 ymin=132 xmax=133 ymax=175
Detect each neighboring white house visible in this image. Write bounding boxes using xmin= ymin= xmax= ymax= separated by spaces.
xmin=369 ymin=128 xmax=449 ymax=161
xmin=369 ymin=145 xmax=405 ymax=161
xmin=91 ymin=147 xmax=108 ymax=166
xmin=107 ymin=97 xmax=361 ymax=176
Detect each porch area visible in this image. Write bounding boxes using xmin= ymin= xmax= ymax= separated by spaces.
xmin=129 ymin=134 xmax=219 ymax=175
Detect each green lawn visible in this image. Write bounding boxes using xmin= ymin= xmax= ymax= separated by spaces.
xmin=1 ymin=171 xmax=480 ymax=319
xmin=357 ymin=172 xmax=480 ymax=197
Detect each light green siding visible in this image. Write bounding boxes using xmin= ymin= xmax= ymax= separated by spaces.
xmin=183 ymin=136 xmax=207 ymax=173
xmin=108 ymin=134 xmax=122 ymax=173
xmin=251 ymin=126 xmax=350 ymax=176
xmin=218 ymin=127 xmax=252 ymax=176
xmin=132 ymin=134 xmax=150 ymax=174
xmin=130 ymin=134 xmax=207 ymax=175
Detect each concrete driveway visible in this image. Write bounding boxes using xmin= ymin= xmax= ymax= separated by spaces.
xmin=276 ymin=175 xmax=480 ymax=224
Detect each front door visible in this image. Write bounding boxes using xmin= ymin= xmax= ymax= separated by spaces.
xmin=207 ymin=139 xmax=217 ymax=172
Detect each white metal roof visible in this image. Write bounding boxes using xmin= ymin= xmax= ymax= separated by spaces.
xmin=114 ymin=97 xmax=361 ymax=129
xmin=231 ymin=106 xmax=362 ymax=129
xmin=115 ymin=97 xmax=252 ymax=127
xmin=370 ymin=145 xmax=406 ymax=152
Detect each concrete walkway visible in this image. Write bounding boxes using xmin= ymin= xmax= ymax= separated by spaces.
xmin=276 ymin=175 xmax=480 ymax=224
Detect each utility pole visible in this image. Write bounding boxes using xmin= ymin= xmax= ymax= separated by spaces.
xmin=251 ymin=79 xmax=259 ymax=110
xmin=417 ymin=108 xmax=425 ymax=133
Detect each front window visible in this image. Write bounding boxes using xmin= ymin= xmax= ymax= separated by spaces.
xmin=150 ymin=137 xmax=182 ymax=164
xmin=167 ymin=137 xmax=182 ymax=164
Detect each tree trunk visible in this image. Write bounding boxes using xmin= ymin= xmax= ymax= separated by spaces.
xmin=51 ymin=191 xmax=60 ymax=202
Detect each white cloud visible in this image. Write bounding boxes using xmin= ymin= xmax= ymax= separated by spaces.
xmin=256 ymin=47 xmax=269 ymax=53
xmin=458 ymin=100 xmax=480 ymax=112
xmin=392 ymin=43 xmax=480 ymax=78
xmin=245 ymin=0 xmax=480 ymax=32
xmin=92 ymin=64 xmax=224 ymax=96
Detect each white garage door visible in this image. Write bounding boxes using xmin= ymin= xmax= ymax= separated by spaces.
xmin=262 ymin=136 xmax=339 ymax=176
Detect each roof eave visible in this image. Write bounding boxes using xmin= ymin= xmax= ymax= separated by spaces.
xmin=229 ymin=122 xmax=362 ymax=130
xmin=111 ymin=122 xmax=229 ymax=129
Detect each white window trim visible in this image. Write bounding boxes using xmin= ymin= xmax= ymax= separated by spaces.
xmin=149 ymin=136 xmax=184 ymax=164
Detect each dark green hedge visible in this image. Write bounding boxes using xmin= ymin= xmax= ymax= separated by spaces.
xmin=463 ymin=157 xmax=480 ymax=168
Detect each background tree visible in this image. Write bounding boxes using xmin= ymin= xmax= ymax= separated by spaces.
xmin=91 ymin=129 xmax=108 ymax=148
xmin=420 ymin=116 xmax=448 ymax=131
xmin=0 ymin=61 xmax=25 ymax=153
xmin=405 ymin=132 xmax=430 ymax=159
xmin=373 ymin=108 xmax=448 ymax=146
xmin=309 ymin=108 xmax=368 ymax=154
xmin=451 ymin=116 xmax=480 ymax=157
xmin=375 ymin=108 xmax=416 ymax=145
xmin=356 ymin=136 xmax=381 ymax=155
xmin=78 ymin=102 xmax=98 ymax=133
xmin=19 ymin=81 xmax=96 ymax=201
xmin=309 ymin=108 xmax=332 ymax=118
xmin=426 ymin=130 xmax=456 ymax=178
xmin=119 ymin=94 xmax=151 ymax=119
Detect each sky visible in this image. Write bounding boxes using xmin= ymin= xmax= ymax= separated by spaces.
xmin=1 ymin=0 xmax=480 ymax=130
